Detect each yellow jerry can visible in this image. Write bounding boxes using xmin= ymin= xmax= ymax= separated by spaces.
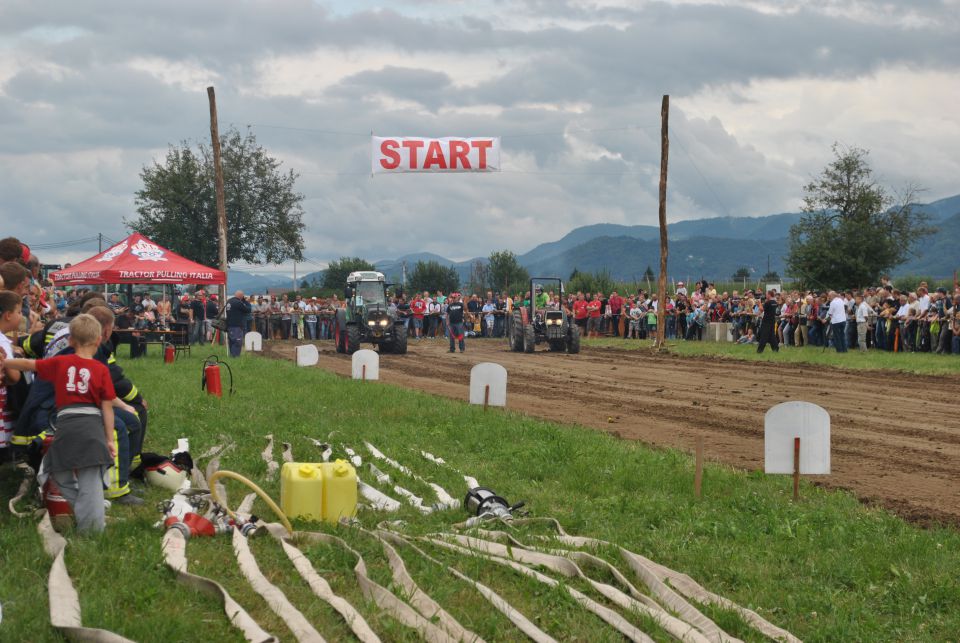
xmin=280 ymin=462 xmax=324 ymax=522
xmin=320 ymin=459 xmax=358 ymax=523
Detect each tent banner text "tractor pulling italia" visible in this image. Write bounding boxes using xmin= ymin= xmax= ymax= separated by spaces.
xmin=371 ymin=136 xmax=501 ymax=173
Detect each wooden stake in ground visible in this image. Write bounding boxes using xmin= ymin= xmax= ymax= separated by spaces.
xmin=207 ymin=86 xmax=228 ymax=304
xmin=483 ymin=384 xmax=490 ymax=411
xmin=654 ymin=95 xmax=669 ymax=350
xmin=793 ymin=437 xmax=801 ymax=502
xmin=694 ymin=435 xmax=704 ymax=499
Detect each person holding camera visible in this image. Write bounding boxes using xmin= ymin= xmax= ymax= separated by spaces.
xmin=225 ymin=290 xmax=251 ymax=358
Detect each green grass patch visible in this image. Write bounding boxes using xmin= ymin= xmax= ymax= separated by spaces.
xmin=2 ymin=349 xmax=959 ymax=641
xmin=582 ymin=337 xmax=960 ymax=376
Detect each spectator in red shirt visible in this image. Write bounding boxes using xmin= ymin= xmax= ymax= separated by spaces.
xmin=572 ymin=292 xmax=588 ymax=337
xmin=587 ymin=293 xmax=602 ymax=338
xmin=410 ymin=293 xmax=427 ymax=339
xmin=608 ymin=291 xmax=624 ymax=338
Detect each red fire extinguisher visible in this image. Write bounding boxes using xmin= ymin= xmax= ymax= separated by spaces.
xmin=201 ymin=355 xmax=234 ymax=397
xmin=164 ymin=343 xmax=175 ymax=364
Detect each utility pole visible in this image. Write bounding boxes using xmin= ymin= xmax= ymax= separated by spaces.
xmin=293 ymin=262 xmax=298 ymax=292
xmin=654 ymin=95 xmax=669 ymax=351
xmin=207 ymin=86 xmax=228 ymax=303
xmin=98 ymin=233 xmax=103 ymax=253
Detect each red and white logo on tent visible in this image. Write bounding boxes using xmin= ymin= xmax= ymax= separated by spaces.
xmin=96 ymin=241 xmax=128 ymax=263
xmin=131 ymin=239 xmax=167 ymax=262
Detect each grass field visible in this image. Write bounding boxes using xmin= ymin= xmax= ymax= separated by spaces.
xmin=1 ymin=349 xmax=959 ymax=641
xmin=582 ymin=337 xmax=960 ymax=376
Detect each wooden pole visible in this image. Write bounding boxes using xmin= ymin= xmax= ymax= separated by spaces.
xmin=793 ymin=437 xmax=801 ymax=502
xmin=694 ymin=435 xmax=704 ymax=499
xmin=654 ymin=95 xmax=669 ymax=350
xmin=362 ymin=364 xmax=366 ymax=381
xmin=207 ymin=87 xmax=228 ymax=305
xmin=483 ymin=384 xmax=490 ymax=411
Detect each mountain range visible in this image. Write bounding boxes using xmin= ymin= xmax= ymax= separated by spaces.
xmin=371 ymin=193 xmax=960 ymax=284
xmin=233 ymin=193 xmax=960 ymax=292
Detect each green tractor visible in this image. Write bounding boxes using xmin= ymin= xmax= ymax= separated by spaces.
xmin=334 ymin=271 xmax=407 ymax=355
xmin=505 ymin=277 xmax=580 ymax=354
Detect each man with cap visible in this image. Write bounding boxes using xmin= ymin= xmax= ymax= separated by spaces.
xmin=446 ymin=291 xmax=467 ymax=353
xmin=225 ymin=291 xmax=252 ymax=357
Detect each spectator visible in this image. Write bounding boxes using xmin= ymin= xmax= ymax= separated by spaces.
xmin=446 ymin=292 xmax=467 ymax=353
xmin=225 ymin=291 xmax=252 ymax=358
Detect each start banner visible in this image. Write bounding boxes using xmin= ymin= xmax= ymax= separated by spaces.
xmin=371 ymin=136 xmax=500 ymax=174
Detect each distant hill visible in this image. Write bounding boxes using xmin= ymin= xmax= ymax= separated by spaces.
xmin=355 ymin=192 xmax=960 ymax=286
xmin=227 ymin=270 xmax=293 ymax=294
xmin=525 ymin=235 xmax=789 ymax=283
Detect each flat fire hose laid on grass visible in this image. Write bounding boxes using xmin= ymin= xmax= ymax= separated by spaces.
xmin=8 ymin=463 xmax=37 ymax=518
xmin=511 ymin=518 xmax=800 ymax=643
xmin=209 ymin=469 xmax=456 ymax=642
xmin=161 ymin=528 xmax=277 ymax=643
xmin=262 ymin=434 xmax=280 ymax=480
xmin=425 ymin=534 xmax=655 ymax=643
xmin=37 ymin=512 xmax=136 ymax=643
xmin=376 ymin=529 xmax=556 ymax=643
xmin=180 ymin=442 xmax=799 ymax=643
xmin=430 ymin=531 xmax=709 ymax=643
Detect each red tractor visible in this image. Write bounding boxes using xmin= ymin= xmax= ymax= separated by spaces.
xmin=505 ymin=277 xmax=580 ymax=354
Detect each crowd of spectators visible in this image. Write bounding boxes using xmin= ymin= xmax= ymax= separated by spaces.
xmin=1 ymin=236 xmax=151 ymax=530
xmin=226 ymin=281 xmax=960 ymax=356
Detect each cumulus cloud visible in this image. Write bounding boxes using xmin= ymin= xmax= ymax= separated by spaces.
xmin=0 ymin=0 xmax=957 ymax=271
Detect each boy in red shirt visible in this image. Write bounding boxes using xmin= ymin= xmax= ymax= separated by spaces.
xmin=1 ymin=313 xmax=118 ymax=533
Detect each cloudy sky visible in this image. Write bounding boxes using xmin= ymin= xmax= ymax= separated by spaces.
xmin=2 ymin=0 xmax=959 ymax=273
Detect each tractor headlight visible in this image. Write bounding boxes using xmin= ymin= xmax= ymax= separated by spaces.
xmin=367 ymin=320 xmax=376 ymax=326
xmin=379 ymin=319 xmax=389 ymax=326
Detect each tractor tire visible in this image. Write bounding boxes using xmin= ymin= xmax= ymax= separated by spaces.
xmin=346 ymin=325 xmax=361 ymax=354
xmin=567 ymin=324 xmax=581 ymax=354
xmin=509 ymin=312 xmax=524 ymax=352
xmin=392 ymin=324 xmax=408 ymax=354
xmin=523 ymin=324 xmax=535 ymax=353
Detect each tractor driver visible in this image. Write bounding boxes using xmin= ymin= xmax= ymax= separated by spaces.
xmin=532 ymin=285 xmax=550 ymax=324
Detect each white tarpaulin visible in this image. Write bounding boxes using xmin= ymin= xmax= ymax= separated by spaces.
xmin=372 ymin=136 xmax=500 ymax=174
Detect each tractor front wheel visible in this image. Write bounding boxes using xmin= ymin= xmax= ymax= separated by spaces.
xmin=567 ymin=324 xmax=581 ymax=354
xmin=509 ymin=312 xmax=524 ymax=351
xmin=346 ymin=325 xmax=361 ymax=354
xmin=391 ymin=324 xmax=408 ymax=354
xmin=523 ymin=324 xmax=535 ymax=353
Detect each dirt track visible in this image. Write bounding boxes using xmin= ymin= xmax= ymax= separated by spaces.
xmin=264 ymin=338 xmax=960 ymax=526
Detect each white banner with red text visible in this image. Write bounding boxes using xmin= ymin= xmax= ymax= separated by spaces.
xmin=371 ymin=136 xmax=500 ymax=174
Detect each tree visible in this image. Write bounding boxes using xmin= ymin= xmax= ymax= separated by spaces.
xmin=408 ymin=260 xmax=459 ymax=294
xmin=466 ymin=259 xmax=490 ymax=296
xmin=761 ymin=271 xmax=781 ymax=283
xmin=643 ymin=265 xmax=655 ymax=282
xmin=128 ymin=127 xmax=305 ymax=267
xmin=487 ymin=250 xmax=529 ymax=294
xmin=568 ymin=269 xmax=616 ymax=296
xmin=786 ymin=144 xmax=934 ymax=289
xmin=323 ymin=257 xmax=376 ymax=290
xmin=731 ymin=266 xmax=751 ymax=282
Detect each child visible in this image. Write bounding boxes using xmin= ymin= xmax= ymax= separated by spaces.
xmin=0 ymin=290 xmax=24 ymax=455
xmin=0 ymin=313 xmax=117 ymax=533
